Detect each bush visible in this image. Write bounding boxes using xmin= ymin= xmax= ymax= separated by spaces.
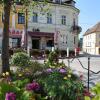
xmin=0 ymin=79 xmax=35 ymax=100
xmin=11 ymin=52 xmax=31 ymax=67
xmin=31 ymin=61 xmax=45 ymax=73
xmin=37 ymin=70 xmax=84 ymax=100
xmin=48 ymin=51 xmax=58 ymax=65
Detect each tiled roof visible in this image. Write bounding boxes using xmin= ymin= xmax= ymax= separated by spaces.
xmin=83 ymin=22 xmax=100 ymax=36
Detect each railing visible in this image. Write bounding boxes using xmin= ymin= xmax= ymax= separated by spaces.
xmin=68 ymin=56 xmax=100 ymax=91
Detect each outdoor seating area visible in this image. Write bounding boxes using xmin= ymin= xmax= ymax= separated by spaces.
xmin=9 ymin=48 xmax=77 ymax=59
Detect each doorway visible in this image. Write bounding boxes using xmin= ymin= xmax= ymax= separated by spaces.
xmin=47 ymin=40 xmax=54 ymax=47
xmin=32 ymin=39 xmax=40 ymax=49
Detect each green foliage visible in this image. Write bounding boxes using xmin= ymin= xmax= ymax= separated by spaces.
xmin=13 ymin=79 xmax=29 ymax=88
xmin=48 ymin=51 xmax=58 ymax=65
xmin=0 ymin=82 xmax=20 ymax=100
xmin=91 ymin=82 xmax=100 ymax=100
xmin=0 ymin=78 xmax=35 ymax=100
xmin=45 ymin=51 xmax=67 ymax=68
xmin=20 ymin=90 xmax=33 ymax=100
xmin=85 ymin=96 xmax=91 ymax=100
xmin=38 ymin=71 xmax=84 ymax=100
xmin=11 ymin=52 xmax=31 ymax=67
xmin=12 ymin=61 xmax=45 ymax=81
xmin=30 ymin=61 xmax=45 ymax=73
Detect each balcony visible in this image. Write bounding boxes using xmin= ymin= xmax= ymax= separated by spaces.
xmin=71 ymin=25 xmax=82 ymax=34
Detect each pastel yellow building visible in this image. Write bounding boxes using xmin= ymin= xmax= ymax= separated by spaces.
xmin=0 ymin=5 xmax=26 ymax=48
xmin=83 ymin=22 xmax=100 ymax=55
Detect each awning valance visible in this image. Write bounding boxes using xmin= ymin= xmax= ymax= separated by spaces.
xmin=28 ymin=31 xmax=54 ymax=38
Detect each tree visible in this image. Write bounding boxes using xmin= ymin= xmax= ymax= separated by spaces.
xmin=1 ymin=0 xmax=49 ymax=73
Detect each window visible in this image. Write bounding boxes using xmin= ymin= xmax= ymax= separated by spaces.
xmin=18 ymin=13 xmax=25 ymax=24
xmin=12 ymin=38 xmax=21 ymax=48
xmin=55 ymin=0 xmax=61 ymax=3
xmin=33 ymin=12 xmax=38 ymax=22
xmin=47 ymin=13 xmax=52 ymax=24
xmin=90 ymin=35 xmax=91 ymax=38
xmin=61 ymin=15 xmax=66 ymax=25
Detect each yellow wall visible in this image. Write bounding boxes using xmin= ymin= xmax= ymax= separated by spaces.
xmin=0 ymin=5 xmax=25 ymax=30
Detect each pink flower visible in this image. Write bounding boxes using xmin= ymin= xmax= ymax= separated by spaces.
xmin=80 ymin=74 xmax=83 ymax=80
xmin=46 ymin=68 xmax=53 ymax=73
xmin=59 ymin=68 xmax=66 ymax=74
xmin=83 ymin=89 xmax=91 ymax=96
xmin=26 ymin=82 xmax=40 ymax=91
xmin=5 ymin=92 xmax=16 ymax=100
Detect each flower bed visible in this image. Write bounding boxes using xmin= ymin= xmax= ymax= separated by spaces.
xmin=0 ymin=51 xmax=98 ymax=100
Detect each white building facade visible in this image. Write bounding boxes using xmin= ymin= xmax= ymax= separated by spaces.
xmin=27 ymin=0 xmax=81 ymax=51
xmin=0 ymin=0 xmax=81 ymax=51
xmin=83 ymin=22 xmax=100 ymax=55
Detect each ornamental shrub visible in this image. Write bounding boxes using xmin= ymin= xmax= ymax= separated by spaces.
xmin=48 ymin=51 xmax=58 ymax=65
xmin=11 ymin=52 xmax=31 ymax=67
xmin=37 ymin=71 xmax=84 ymax=100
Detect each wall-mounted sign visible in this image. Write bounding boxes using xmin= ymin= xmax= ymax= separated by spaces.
xmin=9 ymin=29 xmax=23 ymax=36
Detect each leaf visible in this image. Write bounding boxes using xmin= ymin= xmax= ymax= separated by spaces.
xmin=85 ymin=96 xmax=90 ymax=100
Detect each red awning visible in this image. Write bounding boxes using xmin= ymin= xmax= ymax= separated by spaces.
xmin=28 ymin=31 xmax=54 ymax=38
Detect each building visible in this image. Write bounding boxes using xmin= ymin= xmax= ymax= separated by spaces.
xmin=0 ymin=5 xmax=25 ymax=48
xmin=79 ymin=38 xmax=83 ymax=50
xmin=0 ymin=0 xmax=81 ymax=51
xmin=83 ymin=22 xmax=100 ymax=55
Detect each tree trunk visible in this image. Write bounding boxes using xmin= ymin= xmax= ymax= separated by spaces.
xmin=2 ymin=2 xmax=11 ymax=73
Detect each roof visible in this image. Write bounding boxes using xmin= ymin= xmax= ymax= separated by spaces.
xmin=83 ymin=22 xmax=100 ymax=36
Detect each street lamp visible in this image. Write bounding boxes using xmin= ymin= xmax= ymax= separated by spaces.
xmin=25 ymin=8 xmax=28 ymax=50
xmin=87 ymin=56 xmax=90 ymax=91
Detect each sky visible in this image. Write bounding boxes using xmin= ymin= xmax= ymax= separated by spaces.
xmin=75 ymin=0 xmax=100 ymax=38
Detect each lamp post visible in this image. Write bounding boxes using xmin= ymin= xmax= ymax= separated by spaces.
xmin=88 ymin=56 xmax=90 ymax=91
xmin=25 ymin=8 xmax=28 ymax=50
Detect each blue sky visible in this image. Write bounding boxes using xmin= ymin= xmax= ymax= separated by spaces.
xmin=75 ymin=0 xmax=100 ymax=38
